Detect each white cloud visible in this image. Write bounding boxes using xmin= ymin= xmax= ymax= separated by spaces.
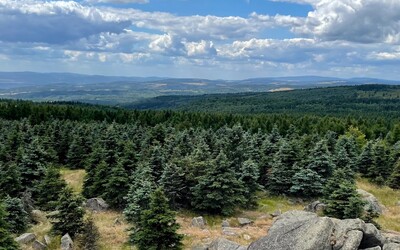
xmin=184 ymin=40 xmax=217 ymax=57
xmin=293 ymin=0 xmax=400 ymax=44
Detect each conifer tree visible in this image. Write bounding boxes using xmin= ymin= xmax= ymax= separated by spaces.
xmin=77 ymin=215 xmax=100 ymax=250
xmin=159 ymin=162 xmax=188 ymax=209
xmin=357 ymin=141 xmax=375 ymax=176
xmin=369 ymin=140 xmax=392 ymax=184
xmin=0 ymin=162 xmax=22 ymax=198
xmin=191 ymin=151 xmax=245 ymax=215
xmin=82 ymin=145 xmax=105 ymax=198
xmin=130 ymin=188 xmax=182 ymax=250
xmin=0 ymin=202 xmax=19 ymax=250
xmin=35 ymin=166 xmax=67 ymax=211
xmin=3 ymin=196 xmax=29 ymax=234
xmin=268 ymin=139 xmax=301 ymax=194
xmin=388 ymin=159 xmax=400 ymax=189
xmin=239 ymin=159 xmax=261 ymax=206
xmin=306 ymin=140 xmax=334 ymax=180
xmin=322 ymin=169 xmax=364 ymax=219
xmin=103 ymin=161 xmax=129 ymax=209
xmin=290 ymin=168 xmax=324 ymax=198
xmin=51 ymin=187 xmax=85 ymax=237
xmin=124 ymin=164 xmax=155 ymax=224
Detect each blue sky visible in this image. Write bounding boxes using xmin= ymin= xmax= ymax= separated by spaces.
xmin=0 ymin=0 xmax=400 ymax=79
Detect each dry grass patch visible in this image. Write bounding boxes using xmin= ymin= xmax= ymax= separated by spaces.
xmin=92 ymin=211 xmax=130 ymax=250
xmin=357 ymin=178 xmax=400 ymax=232
xmin=60 ymin=168 xmax=86 ymax=194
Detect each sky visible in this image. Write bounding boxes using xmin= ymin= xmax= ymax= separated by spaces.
xmin=0 ymin=0 xmax=400 ymax=79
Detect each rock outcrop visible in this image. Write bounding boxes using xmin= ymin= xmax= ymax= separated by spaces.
xmin=248 ymin=210 xmax=388 ymax=250
xmin=305 ymin=200 xmax=326 ymax=213
xmin=15 ymin=233 xmax=36 ymax=244
xmin=192 ymin=216 xmax=207 ymax=229
xmin=61 ymin=233 xmax=73 ymax=250
xmin=86 ymin=198 xmax=109 ymax=212
xmin=357 ymin=189 xmax=386 ymax=214
xmin=208 ymin=238 xmax=247 ymax=250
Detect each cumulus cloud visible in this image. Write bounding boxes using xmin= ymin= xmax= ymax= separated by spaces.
xmin=292 ymin=0 xmax=400 ymax=44
xmin=0 ymin=0 xmax=131 ymax=44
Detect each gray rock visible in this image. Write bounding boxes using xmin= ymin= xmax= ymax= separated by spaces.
xmin=360 ymin=223 xmax=386 ymax=248
xmin=249 ymin=211 xmax=334 ymax=250
xmin=305 ymin=200 xmax=326 ymax=213
xmin=32 ymin=240 xmax=47 ymax=250
xmin=383 ymin=243 xmax=400 ymax=250
xmin=357 ymin=189 xmax=386 ymax=214
xmin=192 ymin=216 xmax=206 ymax=229
xmin=249 ymin=210 xmax=384 ymax=250
xmin=270 ymin=209 xmax=282 ymax=218
xmin=340 ymin=230 xmax=363 ymax=250
xmin=332 ymin=218 xmax=366 ymax=250
xmin=221 ymin=219 xmax=230 ymax=228
xmin=44 ymin=235 xmax=51 ymax=245
xmin=222 ymin=227 xmax=238 ymax=236
xmin=360 ymin=247 xmax=382 ymax=250
xmin=86 ymin=198 xmax=109 ymax=212
xmin=15 ymin=233 xmax=36 ymax=244
xmin=237 ymin=217 xmax=252 ymax=226
xmin=396 ymin=201 xmax=400 ymax=207
xmin=208 ymin=238 xmax=246 ymax=250
xmin=61 ymin=233 xmax=73 ymax=250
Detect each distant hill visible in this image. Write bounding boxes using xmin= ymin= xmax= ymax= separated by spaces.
xmin=0 ymin=72 xmax=398 ymax=105
xmin=126 ymin=84 xmax=400 ymax=118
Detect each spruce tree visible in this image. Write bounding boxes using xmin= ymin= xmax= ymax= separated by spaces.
xmin=130 ymin=188 xmax=182 ymax=250
xmin=239 ymin=159 xmax=261 ymax=206
xmin=388 ymin=159 xmax=400 ymax=189
xmin=0 ymin=162 xmax=22 ymax=198
xmin=289 ymin=168 xmax=324 ymax=198
xmin=357 ymin=141 xmax=375 ymax=176
xmin=268 ymin=139 xmax=301 ymax=194
xmin=35 ymin=166 xmax=67 ymax=211
xmin=76 ymin=215 xmax=100 ymax=250
xmin=306 ymin=140 xmax=335 ymax=180
xmin=103 ymin=161 xmax=129 ymax=209
xmin=159 ymin=162 xmax=188 ymax=209
xmin=124 ymin=164 xmax=155 ymax=224
xmin=191 ymin=151 xmax=245 ymax=215
xmin=51 ymin=187 xmax=85 ymax=237
xmin=322 ymin=169 xmax=364 ymax=219
xmin=3 ymin=196 xmax=29 ymax=234
xmin=0 ymin=203 xmax=19 ymax=250
xmin=370 ymin=140 xmax=392 ymax=184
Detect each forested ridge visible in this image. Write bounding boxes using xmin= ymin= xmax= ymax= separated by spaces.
xmin=128 ymin=84 xmax=400 ymax=119
xmin=0 ymin=91 xmax=399 ymax=249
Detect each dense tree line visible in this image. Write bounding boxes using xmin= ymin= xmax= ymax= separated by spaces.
xmin=0 ymin=100 xmax=399 ymax=248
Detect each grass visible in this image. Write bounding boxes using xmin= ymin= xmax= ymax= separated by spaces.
xmin=60 ymin=168 xmax=86 ymax=194
xmin=357 ymin=178 xmax=400 ymax=232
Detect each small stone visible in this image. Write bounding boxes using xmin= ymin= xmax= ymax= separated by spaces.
xmin=396 ymin=201 xmax=400 ymax=207
xmin=86 ymin=198 xmax=109 ymax=212
xmin=15 ymin=233 xmax=36 ymax=244
xmin=243 ymin=234 xmax=252 ymax=240
xmin=383 ymin=243 xmax=400 ymax=250
xmin=44 ymin=235 xmax=51 ymax=245
xmin=32 ymin=240 xmax=47 ymax=250
xmin=270 ymin=210 xmax=282 ymax=218
xmin=238 ymin=217 xmax=252 ymax=226
xmin=192 ymin=216 xmax=206 ymax=229
xmin=61 ymin=233 xmax=73 ymax=250
xmin=222 ymin=227 xmax=238 ymax=236
xmin=31 ymin=210 xmax=46 ymax=223
xmin=221 ymin=219 xmax=230 ymax=228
